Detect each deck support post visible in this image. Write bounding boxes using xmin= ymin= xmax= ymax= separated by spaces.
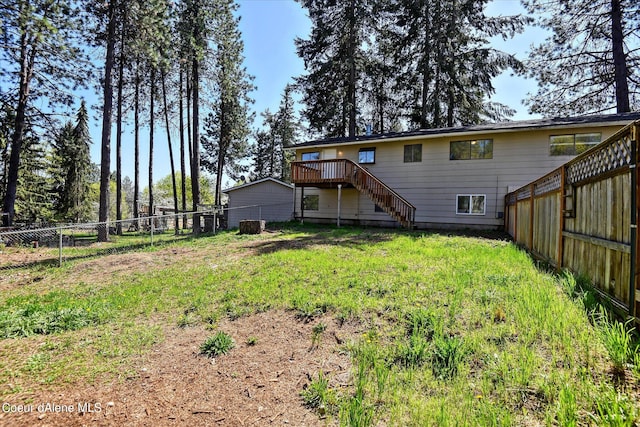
xmin=300 ymin=186 xmax=305 ymax=224
xmin=337 ymin=184 xmax=342 ymax=227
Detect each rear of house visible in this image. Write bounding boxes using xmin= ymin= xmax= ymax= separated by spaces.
xmin=290 ymin=113 xmax=640 ymax=230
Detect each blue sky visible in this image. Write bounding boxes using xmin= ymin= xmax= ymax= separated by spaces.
xmin=86 ymin=0 xmax=544 ymax=189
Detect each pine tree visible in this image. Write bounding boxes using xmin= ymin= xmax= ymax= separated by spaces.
xmin=201 ymin=0 xmax=254 ymax=207
xmin=295 ymin=0 xmax=370 ymax=138
xmin=1 ymin=0 xmax=91 ymax=226
xmin=388 ymin=0 xmax=528 ymax=128
xmin=523 ymin=0 xmax=639 ymax=115
xmin=250 ymin=85 xmax=299 ymax=182
xmin=16 ymin=133 xmax=52 ymax=224
xmin=51 ymin=101 xmax=93 ymax=223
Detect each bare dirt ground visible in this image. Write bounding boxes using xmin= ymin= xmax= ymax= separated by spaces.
xmin=0 ymin=232 xmax=363 ymax=427
xmin=1 ymin=311 xmax=359 ymax=427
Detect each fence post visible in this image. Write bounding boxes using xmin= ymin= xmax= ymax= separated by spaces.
xmin=529 ymin=183 xmax=534 ymax=249
xmin=58 ymin=226 xmax=63 ymax=267
xmin=557 ymin=167 xmax=566 ymax=270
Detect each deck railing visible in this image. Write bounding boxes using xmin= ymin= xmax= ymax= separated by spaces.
xmin=292 ymin=159 xmax=416 ymax=228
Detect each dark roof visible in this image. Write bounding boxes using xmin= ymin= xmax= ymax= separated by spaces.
xmin=292 ymin=112 xmax=640 ymax=148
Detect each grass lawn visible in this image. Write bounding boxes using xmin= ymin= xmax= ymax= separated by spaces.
xmin=0 ymin=224 xmax=638 ymax=425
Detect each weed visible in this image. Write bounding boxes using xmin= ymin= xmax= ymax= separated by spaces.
xmin=405 ymin=308 xmax=438 ymax=339
xmin=311 ymin=322 xmax=327 ymax=348
xmin=373 ymin=360 xmax=389 ymax=399
xmin=177 ymin=312 xmax=198 ymax=328
xmin=24 ymin=353 xmax=50 ymax=373
xmin=340 ymin=395 xmax=374 ymax=427
xmin=246 ymin=336 xmax=258 ymax=346
xmin=301 ymin=371 xmax=337 ymax=414
xmin=200 ymin=331 xmax=235 ymax=357
xmin=394 ymin=332 xmax=430 ymax=368
xmin=431 ymin=335 xmax=467 ymax=380
xmin=590 ymin=386 xmax=638 ymax=426
xmin=595 ymin=307 xmax=634 ymax=372
xmin=556 ymin=385 xmax=578 ymax=427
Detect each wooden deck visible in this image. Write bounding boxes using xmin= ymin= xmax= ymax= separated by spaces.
xmin=291 ymin=159 xmax=416 ymax=228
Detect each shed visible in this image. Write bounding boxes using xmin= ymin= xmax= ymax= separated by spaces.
xmin=223 ymin=178 xmax=294 ymax=228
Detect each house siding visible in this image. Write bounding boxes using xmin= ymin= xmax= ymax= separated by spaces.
xmin=294 ymin=125 xmax=622 ymax=229
xmin=225 ymin=180 xmax=294 ymax=228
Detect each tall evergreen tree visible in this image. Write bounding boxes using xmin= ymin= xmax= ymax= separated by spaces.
xmin=388 ymin=0 xmax=528 ymax=129
xmin=523 ymin=0 xmax=639 ymax=115
xmin=0 ymin=0 xmax=91 ymax=226
xmin=250 ymin=85 xmax=299 ymax=182
xmin=295 ymin=0 xmax=370 ymax=138
xmin=201 ymin=0 xmax=254 ymax=207
xmin=50 ymin=101 xmax=93 ymax=222
xmin=16 ymin=133 xmax=52 ymax=223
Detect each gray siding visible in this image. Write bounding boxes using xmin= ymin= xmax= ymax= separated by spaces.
xmin=294 ymin=125 xmax=622 ymax=229
xmin=226 ymin=180 xmax=293 ymax=228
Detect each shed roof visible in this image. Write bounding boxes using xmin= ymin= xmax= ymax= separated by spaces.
xmin=290 ymin=112 xmax=640 ymax=150
xmin=222 ymin=177 xmax=294 ymax=194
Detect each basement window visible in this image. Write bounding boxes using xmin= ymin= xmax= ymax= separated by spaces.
xmin=303 ymin=195 xmax=319 ymax=211
xmin=456 ymin=194 xmax=486 ymax=215
xmin=550 ymin=133 xmax=601 ymax=156
xmin=359 ymin=148 xmax=376 ymax=164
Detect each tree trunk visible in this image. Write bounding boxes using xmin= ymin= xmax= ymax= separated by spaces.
xmin=191 ymin=58 xmax=201 ymax=232
xmin=179 ymin=67 xmax=187 ymax=227
xmin=115 ymin=4 xmax=127 ymax=235
xmin=149 ymin=68 xmax=155 ymax=220
xmin=2 ymin=27 xmax=35 ymax=226
xmin=133 ymin=58 xmax=141 ymax=227
xmin=611 ymin=0 xmax=630 ymax=113
xmin=161 ymin=69 xmax=179 ymax=234
xmin=347 ymin=0 xmax=357 ymax=137
xmin=420 ymin=0 xmax=432 ymax=129
xmin=215 ymin=101 xmax=226 ymax=208
xmin=98 ymin=0 xmax=117 ymax=242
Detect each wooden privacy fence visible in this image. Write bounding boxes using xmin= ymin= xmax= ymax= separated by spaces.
xmin=505 ymin=121 xmax=640 ymax=319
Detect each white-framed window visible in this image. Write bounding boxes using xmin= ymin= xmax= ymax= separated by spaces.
xmin=359 ymin=147 xmax=376 ymax=164
xmin=456 ymin=194 xmax=486 ymax=215
xmin=550 ymin=133 xmax=601 ymax=156
xmin=301 ymin=151 xmax=320 ymax=161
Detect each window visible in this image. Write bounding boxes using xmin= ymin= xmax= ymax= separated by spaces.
xmin=450 ymin=139 xmax=493 ymax=160
xmin=550 ymin=133 xmax=601 ymax=156
xmin=456 ymin=195 xmax=486 ymax=215
xmin=359 ymin=148 xmax=376 ymax=164
xmin=301 ymin=151 xmax=320 ymax=161
xmin=404 ymin=144 xmax=422 ymax=162
xmin=302 ymin=194 xmax=319 ymax=210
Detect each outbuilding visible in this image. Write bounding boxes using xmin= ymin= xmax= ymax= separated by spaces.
xmin=223 ymin=178 xmax=294 ymax=228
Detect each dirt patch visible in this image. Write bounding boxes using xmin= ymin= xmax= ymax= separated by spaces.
xmin=1 ymin=311 xmax=361 ymax=427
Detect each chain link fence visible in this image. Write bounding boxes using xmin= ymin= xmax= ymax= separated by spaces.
xmin=0 ymin=210 xmax=222 ymax=270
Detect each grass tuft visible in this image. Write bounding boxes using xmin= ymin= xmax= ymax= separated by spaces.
xmin=200 ymin=331 xmax=235 ymax=357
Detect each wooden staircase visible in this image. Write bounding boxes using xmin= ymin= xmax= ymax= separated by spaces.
xmin=291 ymin=159 xmax=416 ymax=228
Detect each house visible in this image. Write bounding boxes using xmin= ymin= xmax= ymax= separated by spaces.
xmin=223 ymin=177 xmax=294 ymax=228
xmin=290 ymin=112 xmax=640 ymax=230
